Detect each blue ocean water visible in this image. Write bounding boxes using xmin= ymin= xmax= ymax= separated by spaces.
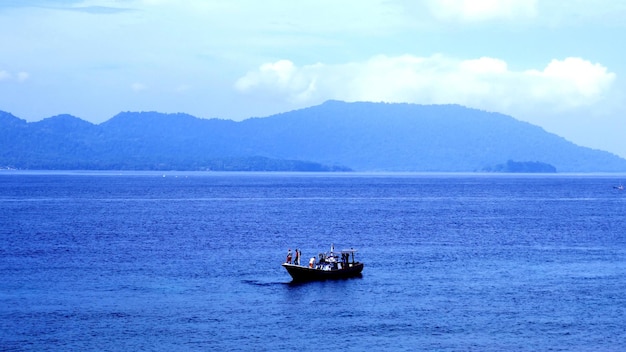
xmin=1 ymin=172 xmax=625 ymax=351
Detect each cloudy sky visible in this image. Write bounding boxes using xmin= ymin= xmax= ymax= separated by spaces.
xmin=2 ymin=0 xmax=626 ymax=157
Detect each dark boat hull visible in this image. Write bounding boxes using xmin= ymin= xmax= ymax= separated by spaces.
xmin=282 ymin=263 xmax=364 ymax=282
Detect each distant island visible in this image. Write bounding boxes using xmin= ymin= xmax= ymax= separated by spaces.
xmin=2 ymin=100 xmax=626 ymax=172
xmin=483 ymin=160 xmax=557 ymax=173
xmin=169 ymin=156 xmax=352 ymax=172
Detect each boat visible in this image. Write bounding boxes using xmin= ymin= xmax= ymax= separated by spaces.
xmin=282 ymin=244 xmax=364 ymax=282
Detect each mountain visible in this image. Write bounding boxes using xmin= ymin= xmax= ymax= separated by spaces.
xmin=239 ymin=101 xmax=626 ymax=172
xmin=2 ymin=100 xmax=626 ymax=172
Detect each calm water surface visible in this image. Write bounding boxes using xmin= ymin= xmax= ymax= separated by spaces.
xmin=1 ymin=172 xmax=625 ymax=351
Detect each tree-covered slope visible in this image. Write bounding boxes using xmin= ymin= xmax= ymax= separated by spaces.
xmin=235 ymin=101 xmax=626 ymax=172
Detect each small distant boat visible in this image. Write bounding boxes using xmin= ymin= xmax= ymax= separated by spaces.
xmin=614 ymin=184 xmax=624 ymax=190
xmin=282 ymin=245 xmax=364 ymax=282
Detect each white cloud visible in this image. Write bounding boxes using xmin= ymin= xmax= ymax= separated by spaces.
xmin=426 ymin=0 xmax=538 ymax=22
xmin=525 ymin=58 xmax=615 ymax=107
xmin=235 ymin=60 xmax=322 ymax=103
xmin=0 ymin=70 xmax=30 ymax=82
xmin=17 ymin=71 xmax=29 ymax=82
xmin=235 ymin=55 xmax=615 ymax=117
xmin=131 ymin=82 xmax=146 ymax=91
xmin=175 ymin=84 xmax=191 ymax=92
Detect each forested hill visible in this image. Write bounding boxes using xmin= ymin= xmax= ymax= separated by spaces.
xmin=2 ymin=101 xmax=626 ymax=172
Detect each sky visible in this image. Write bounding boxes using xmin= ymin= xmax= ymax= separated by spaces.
xmin=2 ymin=0 xmax=626 ymax=157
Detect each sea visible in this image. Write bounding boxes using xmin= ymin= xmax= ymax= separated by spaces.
xmin=1 ymin=171 xmax=625 ymax=351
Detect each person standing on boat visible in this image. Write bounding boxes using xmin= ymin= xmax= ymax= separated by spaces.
xmin=294 ymin=249 xmax=300 ymax=265
xmin=286 ymin=249 xmax=292 ymax=264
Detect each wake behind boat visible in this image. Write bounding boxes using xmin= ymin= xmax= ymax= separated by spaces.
xmin=282 ymin=245 xmax=363 ymax=282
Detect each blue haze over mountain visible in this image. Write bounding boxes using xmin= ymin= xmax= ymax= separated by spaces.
xmin=2 ymin=100 xmax=626 ymax=172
